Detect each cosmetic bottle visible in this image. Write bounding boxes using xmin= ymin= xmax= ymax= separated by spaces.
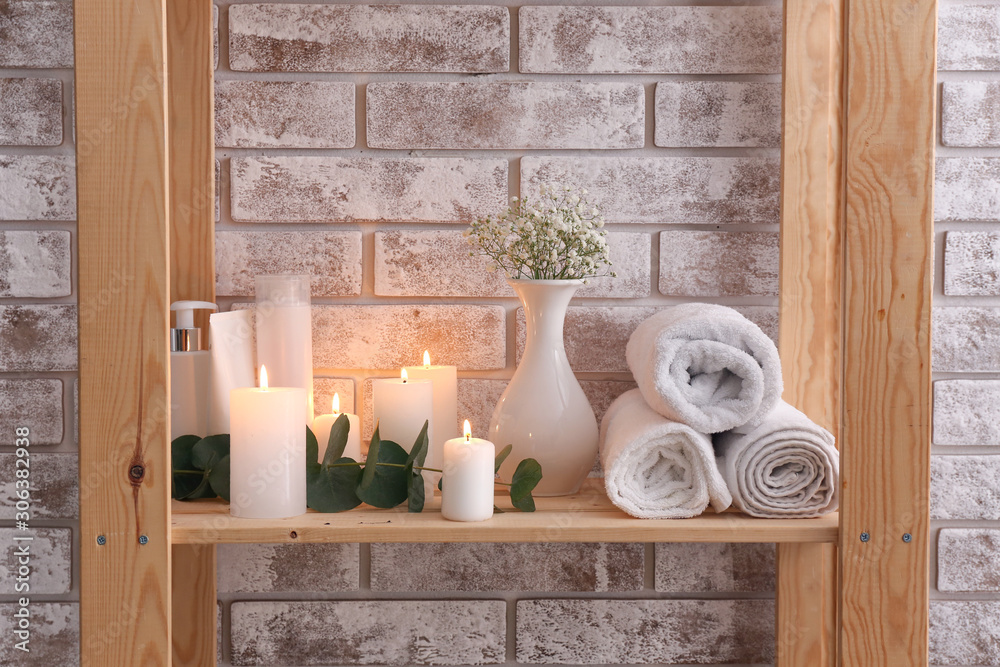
xmin=170 ymin=300 xmax=218 ymax=439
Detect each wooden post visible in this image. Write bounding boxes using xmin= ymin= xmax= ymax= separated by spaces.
xmin=165 ymin=0 xmax=217 ymax=665
xmin=776 ymin=0 xmax=845 ymax=664
xmin=840 ymin=0 xmax=935 ymax=664
xmin=75 ymin=0 xmax=172 ymax=664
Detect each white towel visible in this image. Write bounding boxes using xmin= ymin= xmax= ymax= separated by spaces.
xmin=600 ymin=389 xmax=732 ymax=519
xmin=626 ymin=303 xmax=782 ymax=433
xmin=715 ymin=401 xmax=839 ymax=517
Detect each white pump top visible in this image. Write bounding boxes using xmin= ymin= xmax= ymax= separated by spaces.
xmin=170 ymin=301 xmax=218 ymax=352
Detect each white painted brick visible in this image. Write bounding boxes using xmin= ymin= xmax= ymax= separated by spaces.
xmin=367 ymin=82 xmax=644 ymax=149
xmin=374 ymin=230 xmax=648 ymax=298
xmin=0 ymin=527 xmax=70 ymax=594
xmin=0 ymin=603 xmax=77 ymax=665
xmin=0 ymin=78 xmax=62 ymax=146
xmin=655 ymin=543 xmax=775 ymax=592
xmin=0 ymin=453 xmax=77 ymax=518
xmin=0 ymin=230 xmax=71 ymax=297
xmin=933 ymin=380 xmax=1000 ymax=446
xmin=0 ymin=155 xmax=76 ymax=220
xmin=313 ymin=378 xmax=356 ymax=418
xmin=944 ymin=231 xmax=1000 ymax=295
xmin=231 ymin=157 xmax=507 ymax=223
xmin=216 ymin=231 xmax=362 ymax=297
xmin=371 ymin=543 xmax=642 ymax=592
xmin=218 ymin=544 xmax=359 ymax=593
xmin=659 ymin=231 xmax=778 ymax=296
xmin=930 ymin=601 xmax=1000 ymax=664
xmin=938 ymin=529 xmax=1000 ymax=592
xmin=935 ymin=157 xmax=1000 ymax=221
xmin=932 ymin=307 xmax=1000 ymax=372
xmin=521 ymin=157 xmax=780 ymax=224
xmin=942 ymin=81 xmax=1000 ymax=147
xmin=519 ymin=6 xmax=781 ymax=74
xmin=517 ymin=305 xmax=777 ymax=373
xmin=237 ymin=304 xmax=505 ymax=371
xmin=0 ymin=305 xmax=77 ymax=371
xmin=0 ymin=378 xmax=63 ymax=445
xmin=0 ymin=1 xmax=73 ymax=68
xmin=216 ymin=80 xmax=354 ymax=148
xmin=932 ymin=456 xmax=1000 ymax=520
xmin=939 ymin=4 xmax=1000 ymax=71
xmin=230 ymin=600 xmax=506 ymax=665
xmin=655 ymin=82 xmax=780 ymax=147
xmin=229 ymin=4 xmax=509 ymax=73
xmin=516 ymin=599 xmax=774 ymax=664
xmin=734 ymin=305 xmax=779 ymax=343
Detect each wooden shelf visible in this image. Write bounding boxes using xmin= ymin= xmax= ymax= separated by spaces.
xmin=171 ymin=480 xmax=839 ymax=545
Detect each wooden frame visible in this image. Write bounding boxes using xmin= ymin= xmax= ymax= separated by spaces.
xmin=75 ymin=0 xmax=935 ymax=665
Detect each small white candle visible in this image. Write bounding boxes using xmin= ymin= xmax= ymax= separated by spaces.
xmin=230 ymin=366 xmax=307 ymax=519
xmin=313 ymin=393 xmax=362 ymax=462
xmin=404 ymin=350 xmax=458 ymax=471
xmin=441 ymin=420 xmax=495 ymax=522
xmin=372 ymin=369 xmax=433 ymax=454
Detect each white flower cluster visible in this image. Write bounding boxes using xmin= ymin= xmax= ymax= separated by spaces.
xmin=464 ymin=184 xmax=616 ymax=281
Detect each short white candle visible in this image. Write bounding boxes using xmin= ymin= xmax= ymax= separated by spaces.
xmin=255 ymin=274 xmax=315 ymax=423
xmin=313 ymin=393 xmax=362 ymax=462
xmin=230 ymin=366 xmax=307 ymax=519
xmin=441 ymin=420 xmax=495 ymax=522
xmin=372 ymin=369 xmax=433 ymax=454
xmin=404 ymin=350 xmax=458 ymax=471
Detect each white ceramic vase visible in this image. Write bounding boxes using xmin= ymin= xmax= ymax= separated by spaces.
xmin=489 ymin=279 xmax=599 ymax=496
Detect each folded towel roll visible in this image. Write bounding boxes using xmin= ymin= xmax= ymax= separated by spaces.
xmin=600 ymin=389 xmax=732 ymax=519
xmin=626 ymin=303 xmax=782 ymax=433
xmin=714 ymin=401 xmax=839 ymax=517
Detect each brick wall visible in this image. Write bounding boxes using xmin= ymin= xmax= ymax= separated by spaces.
xmin=1 ymin=1 xmax=999 ymax=665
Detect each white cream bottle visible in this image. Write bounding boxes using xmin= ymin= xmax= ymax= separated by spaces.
xmin=170 ymin=301 xmax=217 ymax=439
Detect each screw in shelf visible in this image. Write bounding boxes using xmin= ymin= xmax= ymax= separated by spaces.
xmin=902 ymin=533 xmax=912 ymax=543
xmin=138 ymin=535 xmax=149 ymax=545
xmin=860 ymin=532 xmax=870 ymax=543
xmin=96 ymin=535 xmax=106 ymax=546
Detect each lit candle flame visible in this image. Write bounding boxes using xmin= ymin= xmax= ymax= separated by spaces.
xmin=332 ymin=393 xmax=340 ymax=414
xmin=463 ymin=419 xmax=472 ymax=441
xmin=401 ymin=368 xmax=408 ymax=383
xmin=423 ymin=350 xmax=431 ymax=367
xmin=259 ymin=365 xmax=269 ymax=390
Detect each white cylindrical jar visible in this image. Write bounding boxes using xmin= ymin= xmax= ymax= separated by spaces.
xmin=255 ymin=275 xmax=314 ymax=423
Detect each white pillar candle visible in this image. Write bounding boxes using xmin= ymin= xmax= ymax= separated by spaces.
xmin=441 ymin=420 xmax=495 ymax=522
xmin=403 ymin=350 xmax=458 ymax=471
xmin=255 ymin=274 xmax=314 ymax=423
xmin=313 ymin=393 xmax=362 ymax=462
xmin=371 ymin=369 xmax=433 ymax=454
xmin=230 ymin=366 xmax=307 ymax=519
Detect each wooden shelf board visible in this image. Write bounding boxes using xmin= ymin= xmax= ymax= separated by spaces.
xmin=171 ymin=480 xmax=839 ymax=545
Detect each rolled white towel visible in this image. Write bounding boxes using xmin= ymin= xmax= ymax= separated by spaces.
xmin=715 ymin=401 xmax=839 ymax=517
xmin=626 ymin=303 xmax=782 ymax=433
xmin=600 ymin=389 xmax=732 ymax=519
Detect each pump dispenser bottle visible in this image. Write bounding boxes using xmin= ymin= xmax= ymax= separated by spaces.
xmin=170 ymin=301 xmax=218 ymax=439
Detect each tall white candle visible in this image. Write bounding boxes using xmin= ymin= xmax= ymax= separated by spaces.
xmin=441 ymin=420 xmax=495 ymax=522
xmin=404 ymin=350 xmax=458 ymax=471
xmin=230 ymin=366 xmax=307 ymax=519
xmin=372 ymin=369 xmax=433 ymax=454
xmin=255 ymin=274 xmax=314 ymax=423
xmin=313 ymin=393 xmax=362 ymax=462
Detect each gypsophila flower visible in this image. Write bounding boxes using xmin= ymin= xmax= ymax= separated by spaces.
xmin=465 ymin=184 xmax=616 ymax=281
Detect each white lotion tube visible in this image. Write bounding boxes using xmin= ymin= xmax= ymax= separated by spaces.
xmin=208 ymin=309 xmax=256 ymax=435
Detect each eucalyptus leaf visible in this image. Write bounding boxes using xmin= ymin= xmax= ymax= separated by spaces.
xmin=407 ymin=468 xmax=425 ymax=513
xmin=306 ymin=426 xmax=319 ymax=468
xmin=359 ymin=425 xmax=382 ymax=491
xmin=510 ymin=458 xmax=542 ymax=512
xmin=171 ymin=434 xmax=203 ymax=499
xmin=405 ymin=420 xmax=430 ymax=468
xmin=308 ymin=457 xmax=363 ymax=512
xmin=356 ymin=439 xmax=409 ymax=508
xmin=191 ymin=434 xmax=230 ymax=471
xmin=494 ymin=444 xmax=512 ymax=474
xmin=208 ymin=455 xmax=231 ymax=501
xmin=322 ymin=413 xmax=351 ymax=466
